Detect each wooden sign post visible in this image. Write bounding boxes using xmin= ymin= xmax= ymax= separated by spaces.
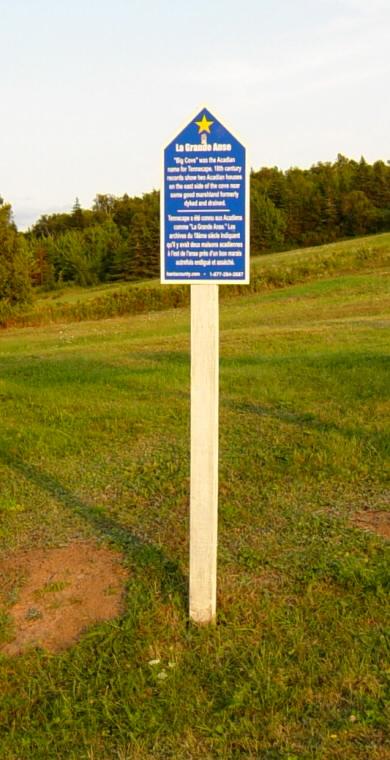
xmin=190 ymin=284 xmax=219 ymax=622
xmin=161 ymin=108 xmax=248 ymax=623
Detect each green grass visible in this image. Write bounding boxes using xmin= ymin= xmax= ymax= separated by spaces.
xmin=0 ymin=243 xmax=389 ymax=758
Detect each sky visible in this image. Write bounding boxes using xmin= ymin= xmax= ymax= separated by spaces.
xmin=1 ymin=0 xmax=389 ymax=230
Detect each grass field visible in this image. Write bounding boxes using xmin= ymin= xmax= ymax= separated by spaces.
xmin=0 ymin=236 xmax=389 ymax=758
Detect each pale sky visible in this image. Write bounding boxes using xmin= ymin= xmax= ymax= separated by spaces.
xmin=1 ymin=0 xmax=389 ymax=230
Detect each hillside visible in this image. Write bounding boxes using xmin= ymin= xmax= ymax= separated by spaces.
xmin=2 ymin=232 xmax=389 ymax=329
xmin=0 ymin=239 xmax=388 ymax=758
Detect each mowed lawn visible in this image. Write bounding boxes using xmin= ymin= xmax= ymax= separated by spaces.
xmin=0 ymin=265 xmax=389 ymax=758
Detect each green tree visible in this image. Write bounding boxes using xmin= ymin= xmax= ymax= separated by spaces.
xmin=53 ymin=231 xmax=99 ymax=286
xmin=0 ymin=202 xmax=32 ymax=305
xmin=83 ymin=221 xmax=125 ymax=281
xmin=340 ymin=190 xmax=379 ymax=236
xmin=126 ymin=191 xmax=160 ymax=280
xmin=250 ymin=187 xmax=286 ymax=252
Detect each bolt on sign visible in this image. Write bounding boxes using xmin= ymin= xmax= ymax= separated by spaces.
xmin=161 ymin=108 xmax=249 ymax=623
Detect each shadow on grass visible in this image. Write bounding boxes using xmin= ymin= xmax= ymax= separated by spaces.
xmin=229 ymin=398 xmax=371 ymax=438
xmin=0 ymin=352 xmax=189 ymax=392
xmin=135 ymin=350 xmax=189 ymax=366
xmin=0 ymin=445 xmax=188 ymax=610
xmin=220 ymin=350 xmax=389 ymax=371
xmin=225 ymin=399 xmax=389 ymax=461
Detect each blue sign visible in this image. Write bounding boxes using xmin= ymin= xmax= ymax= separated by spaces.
xmin=161 ymin=108 xmax=249 ymax=284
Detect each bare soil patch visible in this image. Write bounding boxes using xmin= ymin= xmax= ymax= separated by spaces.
xmin=0 ymin=541 xmax=128 ymax=655
xmin=352 ymin=510 xmax=390 ymax=540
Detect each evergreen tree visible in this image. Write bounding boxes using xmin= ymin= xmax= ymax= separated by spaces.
xmin=71 ymin=197 xmax=85 ymax=230
xmin=126 ymin=192 xmax=160 ymax=280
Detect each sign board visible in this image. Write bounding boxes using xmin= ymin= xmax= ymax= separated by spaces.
xmin=161 ymin=107 xmax=249 ymax=284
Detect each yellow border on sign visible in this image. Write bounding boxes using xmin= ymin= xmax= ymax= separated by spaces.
xmin=160 ymin=105 xmax=250 ymax=285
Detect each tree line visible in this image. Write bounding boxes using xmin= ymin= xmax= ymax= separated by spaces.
xmin=1 ymin=154 xmax=389 ymax=306
xmin=250 ymin=154 xmax=390 ymax=251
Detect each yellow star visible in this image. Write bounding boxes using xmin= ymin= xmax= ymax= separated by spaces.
xmin=195 ymin=114 xmax=214 ymax=134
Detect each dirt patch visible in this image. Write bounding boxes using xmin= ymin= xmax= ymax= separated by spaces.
xmin=352 ymin=510 xmax=390 ymax=540
xmin=0 ymin=541 xmax=128 ymax=655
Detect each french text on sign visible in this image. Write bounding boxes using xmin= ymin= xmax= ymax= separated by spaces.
xmin=161 ymin=108 xmax=249 ymax=284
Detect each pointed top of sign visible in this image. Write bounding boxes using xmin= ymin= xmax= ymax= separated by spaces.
xmin=164 ymin=106 xmax=245 ymax=151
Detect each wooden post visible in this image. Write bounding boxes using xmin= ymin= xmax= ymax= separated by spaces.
xmin=189 ymin=284 xmax=219 ymax=624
